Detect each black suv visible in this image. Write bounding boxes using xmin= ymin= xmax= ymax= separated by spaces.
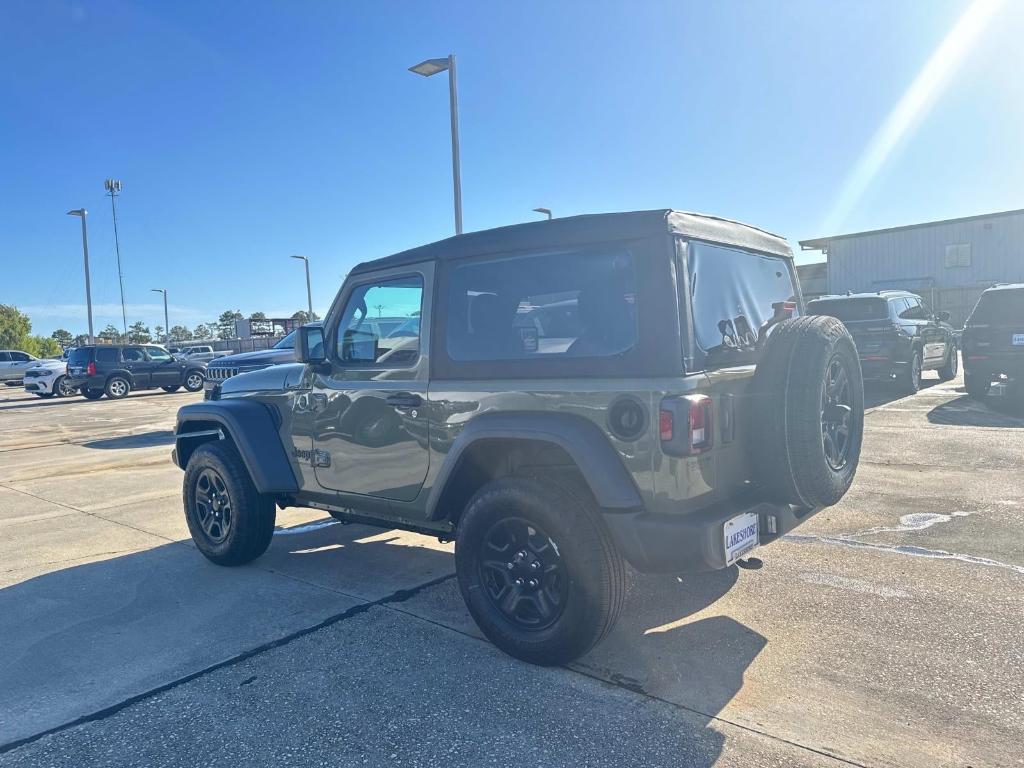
xmin=807 ymin=291 xmax=958 ymax=393
xmin=204 ymin=322 xmax=323 ymax=398
xmin=962 ymin=283 xmax=1024 ymax=398
xmin=67 ymin=345 xmax=207 ymax=400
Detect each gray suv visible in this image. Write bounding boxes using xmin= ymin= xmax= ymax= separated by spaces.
xmin=172 ymin=210 xmax=864 ymax=665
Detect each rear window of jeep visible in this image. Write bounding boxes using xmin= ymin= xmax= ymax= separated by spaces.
xmin=446 ymin=249 xmax=637 ymax=361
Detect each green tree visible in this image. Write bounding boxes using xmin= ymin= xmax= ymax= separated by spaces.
xmin=217 ymin=310 xmax=243 ymax=339
xmin=290 ymin=310 xmax=319 ymax=325
xmin=24 ymin=336 xmax=62 ymax=358
xmin=250 ymin=311 xmax=267 ymax=320
xmin=0 ymin=305 xmax=32 ymax=349
xmin=169 ymin=325 xmax=193 ymax=342
xmin=98 ymin=324 xmax=123 ymax=344
xmin=72 ymin=333 xmax=91 ymax=347
xmin=51 ymin=329 xmax=74 ymax=349
xmin=193 ymin=324 xmax=212 ymax=340
xmin=153 ymin=325 xmax=165 ymax=342
xmin=128 ymin=321 xmax=152 ymax=343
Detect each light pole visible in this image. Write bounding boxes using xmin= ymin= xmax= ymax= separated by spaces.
xmin=290 ymin=255 xmax=313 ymax=317
xmin=533 ymin=207 xmax=552 ymax=220
xmin=104 ymin=178 xmax=128 ymax=336
xmin=409 ymin=54 xmax=463 ymax=235
xmin=151 ymin=289 xmax=169 ymax=344
xmin=66 ymin=209 xmax=95 ymax=344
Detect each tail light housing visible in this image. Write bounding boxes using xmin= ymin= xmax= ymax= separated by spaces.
xmin=87 ymin=361 xmax=97 ymax=376
xmin=660 ymin=394 xmax=713 ymax=457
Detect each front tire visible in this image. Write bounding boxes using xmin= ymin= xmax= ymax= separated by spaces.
xmin=183 ymin=441 xmax=276 ymax=566
xmin=105 ymin=376 xmax=130 ymax=399
xmin=55 ymin=375 xmax=76 ymax=397
xmin=162 ymin=385 xmax=181 ymax=393
xmin=455 ymin=476 xmax=625 ymax=666
xmin=183 ymin=371 xmax=204 ymax=392
xmin=937 ymin=345 xmax=958 ymax=382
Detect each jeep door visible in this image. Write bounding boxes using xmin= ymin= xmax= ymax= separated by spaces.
xmin=310 ymin=265 xmax=431 ymax=502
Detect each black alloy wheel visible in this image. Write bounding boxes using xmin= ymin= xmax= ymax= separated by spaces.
xmin=821 ymin=355 xmax=854 ymax=471
xmin=193 ymin=467 xmax=234 ymax=544
xmin=478 ymin=517 xmax=568 ymax=631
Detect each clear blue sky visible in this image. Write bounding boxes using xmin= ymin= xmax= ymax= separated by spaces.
xmin=2 ymin=0 xmax=1022 ymax=337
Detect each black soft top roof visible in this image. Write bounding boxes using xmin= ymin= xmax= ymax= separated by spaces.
xmin=351 ymin=209 xmax=792 ymax=275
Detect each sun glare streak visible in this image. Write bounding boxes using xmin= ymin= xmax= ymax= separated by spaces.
xmin=821 ymin=0 xmax=1004 ymax=233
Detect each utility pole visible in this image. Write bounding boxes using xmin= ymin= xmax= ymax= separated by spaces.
xmin=151 ymin=289 xmax=169 ymax=344
xmin=104 ymin=179 xmax=128 ymax=336
xmin=290 ymin=255 xmax=313 ymax=317
xmin=66 ymin=209 xmax=95 ymax=344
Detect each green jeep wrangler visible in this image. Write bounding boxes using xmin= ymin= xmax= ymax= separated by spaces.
xmin=173 ymin=210 xmax=864 ymax=665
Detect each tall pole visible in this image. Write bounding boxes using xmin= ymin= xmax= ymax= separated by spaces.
xmin=447 ymin=54 xmax=463 ymax=235
xmin=290 ymin=255 xmax=313 ymax=318
xmin=68 ymin=209 xmax=95 ymax=344
xmin=105 ymin=179 xmax=128 ymax=336
xmin=152 ymin=289 xmax=169 ymax=343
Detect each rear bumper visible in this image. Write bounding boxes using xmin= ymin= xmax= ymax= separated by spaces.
xmin=66 ymin=376 xmax=102 ymax=390
xmin=602 ymin=498 xmax=821 ymax=574
xmin=965 ymin=354 xmax=1024 ymax=381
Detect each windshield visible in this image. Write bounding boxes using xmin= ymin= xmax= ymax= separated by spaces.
xmin=273 ymin=330 xmax=298 ymax=349
xmin=688 ymin=241 xmax=798 ymax=356
xmin=969 ymin=290 xmax=1022 ymax=324
xmin=807 ymin=297 xmax=888 ymax=322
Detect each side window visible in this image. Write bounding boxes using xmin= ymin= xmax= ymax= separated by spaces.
xmin=446 ymin=249 xmax=637 ymax=362
xmin=122 ymin=347 xmax=146 ymax=362
xmin=889 ymin=298 xmax=908 ymax=318
xmin=10 ymin=352 xmax=30 ymax=362
xmin=96 ymin=348 xmax=119 ymax=363
xmin=145 ymin=346 xmax=172 ymax=362
xmin=335 ymin=276 xmax=423 ymax=368
xmin=899 ymin=298 xmax=926 ymax=320
xmin=0 ymin=352 xmax=11 ymax=362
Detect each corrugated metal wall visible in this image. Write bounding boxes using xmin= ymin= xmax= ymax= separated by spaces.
xmin=826 ymin=211 xmax=1024 ymax=326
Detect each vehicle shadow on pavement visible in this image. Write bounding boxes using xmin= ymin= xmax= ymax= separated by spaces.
xmin=927 ymin=394 xmax=1024 ymax=427
xmin=0 ymin=391 xmax=183 ymax=412
xmin=82 ymin=430 xmax=176 ymax=450
xmin=573 ymin=568 xmax=764 ymax=762
xmin=863 ymin=378 xmax=943 ymax=409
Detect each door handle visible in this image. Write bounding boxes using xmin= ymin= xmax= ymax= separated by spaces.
xmin=386 ymin=393 xmax=422 ymax=408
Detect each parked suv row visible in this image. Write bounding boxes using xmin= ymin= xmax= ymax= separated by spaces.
xmin=806 ymin=290 xmax=957 ymax=393
xmin=67 ymin=345 xmax=207 ymax=399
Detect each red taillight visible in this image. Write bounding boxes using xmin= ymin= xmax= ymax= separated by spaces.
xmin=87 ymin=361 xmax=96 ymax=376
xmin=660 ymin=394 xmax=713 ymax=456
xmin=659 ymin=410 xmax=674 ymax=441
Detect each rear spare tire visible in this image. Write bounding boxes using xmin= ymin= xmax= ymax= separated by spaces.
xmin=748 ymin=316 xmax=864 ymax=508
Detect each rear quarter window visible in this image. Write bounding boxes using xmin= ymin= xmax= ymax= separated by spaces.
xmin=95 ymin=348 xmax=119 ymax=363
xmin=688 ymin=241 xmax=798 ymax=357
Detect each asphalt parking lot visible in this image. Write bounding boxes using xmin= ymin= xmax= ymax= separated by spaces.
xmin=1 ymin=369 xmax=1022 ymax=768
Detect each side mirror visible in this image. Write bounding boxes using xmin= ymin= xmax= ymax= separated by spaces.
xmin=296 ymin=325 xmax=327 ymax=365
xmin=936 ymin=310 xmax=950 ymax=322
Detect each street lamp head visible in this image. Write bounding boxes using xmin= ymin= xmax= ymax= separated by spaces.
xmin=66 ymin=209 xmax=86 ymax=217
xmin=533 ymin=207 xmax=553 ymax=219
xmin=409 ymin=57 xmax=451 ymax=77
xmin=104 ymin=179 xmax=123 ymax=193
xmin=150 ymin=288 xmax=165 ymax=295
xmin=290 ymin=254 xmax=308 ymax=262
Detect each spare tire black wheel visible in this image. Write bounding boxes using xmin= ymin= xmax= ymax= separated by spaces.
xmin=748 ymin=315 xmax=864 ymax=509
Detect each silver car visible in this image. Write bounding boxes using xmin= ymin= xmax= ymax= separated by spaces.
xmin=0 ymin=350 xmax=39 ymax=385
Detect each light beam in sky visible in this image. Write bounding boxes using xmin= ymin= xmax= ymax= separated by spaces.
xmin=820 ymin=0 xmax=1005 ymax=234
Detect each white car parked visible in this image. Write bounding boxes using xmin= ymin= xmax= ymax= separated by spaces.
xmin=22 ymin=359 xmax=78 ymax=399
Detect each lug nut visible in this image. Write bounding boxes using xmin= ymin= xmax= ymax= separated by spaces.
xmin=514 ymin=578 xmax=524 ymax=586
xmin=528 ymin=579 xmax=539 ymax=588
xmin=530 ymin=561 xmax=540 ymax=570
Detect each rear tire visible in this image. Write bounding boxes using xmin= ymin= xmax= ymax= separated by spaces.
xmin=965 ymin=372 xmax=991 ymax=400
xmin=747 ymin=316 xmax=864 ymax=509
xmin=81 ymin=388 xmax=104 ymax=400
xmin=455 ymin=476 xmax=625 ymax=666
xmin=105 ymin=376 xmax=130 ymax=399
xmin=162 ymin=385 xmax=181 ymax=393
xmin=183 ymin=371 xmax=204 ymax=392
xmin=937 ymin=345 xmax=958 ymax=382
xmin=900 ymin=350 xmax=922 ymax=394
xmin=183 ymin=441 xmax=276 ymax=566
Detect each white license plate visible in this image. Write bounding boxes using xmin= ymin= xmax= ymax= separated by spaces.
xmin=1012 ymin=333 xmax=1024 ymax=346
xmin=724 ymin=512 xmax=759 ymax=566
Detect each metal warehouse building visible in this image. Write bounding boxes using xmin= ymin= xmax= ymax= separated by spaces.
xmin=800 ymin=208 xmax=1024 ymax=326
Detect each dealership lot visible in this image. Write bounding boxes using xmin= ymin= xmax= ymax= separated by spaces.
xmin=1 ymin=374 xmax=1022 ymax=767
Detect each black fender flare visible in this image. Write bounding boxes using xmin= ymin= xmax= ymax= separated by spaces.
xmin=425 ymin=411 xmax=643 ymax=521
xmin=173 ymin=400 xmax=298 ymax=494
